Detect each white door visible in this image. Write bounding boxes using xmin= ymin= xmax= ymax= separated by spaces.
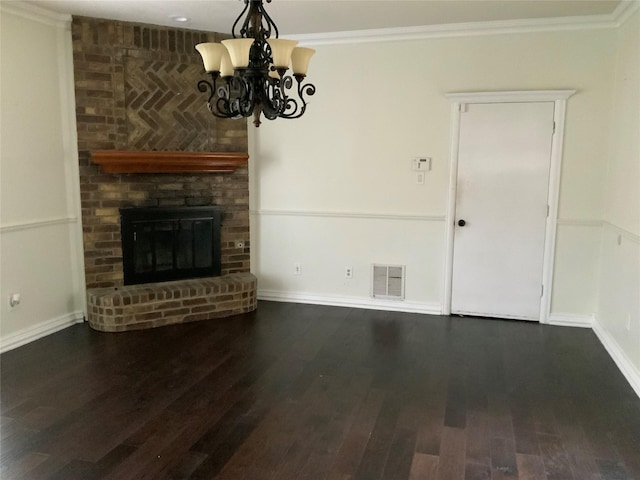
xmin=451 ymin=101 xmax=555 ymax=321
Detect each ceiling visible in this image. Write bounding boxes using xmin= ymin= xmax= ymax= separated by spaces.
xmin=20 ymin=0 xmax=624 ymax=35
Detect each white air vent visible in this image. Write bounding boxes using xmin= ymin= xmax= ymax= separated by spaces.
xmin=372 ymin=264 xmax=405 ymax=300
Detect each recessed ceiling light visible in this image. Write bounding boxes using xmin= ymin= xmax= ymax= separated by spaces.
xmin=170 ymin=15 xmax=190 ymax=23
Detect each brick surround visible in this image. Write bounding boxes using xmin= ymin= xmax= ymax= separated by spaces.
xmin=72 ymin=17 xmax=256 ymax=328
xmin=87 ymin=273 xmax=257 ymax=332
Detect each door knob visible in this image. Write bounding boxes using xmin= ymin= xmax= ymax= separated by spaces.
xmin=458 ymin=219 xmax=466 ymax=227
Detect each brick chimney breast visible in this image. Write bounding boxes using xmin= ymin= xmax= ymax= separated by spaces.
xmin=72 ymin=17 xmax=255 ymax=329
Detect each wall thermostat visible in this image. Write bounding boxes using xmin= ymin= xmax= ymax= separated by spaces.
xmin=412 ymin=157 xmax=431 ymax=171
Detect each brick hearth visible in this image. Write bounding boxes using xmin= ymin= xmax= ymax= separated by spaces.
xmin=87 ymin=273 xmax=257 ymax=332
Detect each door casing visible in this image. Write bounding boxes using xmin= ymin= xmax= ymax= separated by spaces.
xmin=442 ymin=90 xmax=576 ymax=324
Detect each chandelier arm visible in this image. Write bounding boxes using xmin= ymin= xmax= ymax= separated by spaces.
xmin=259 ymin=3 xmax=279 ymax=40
xmin=298 ymin=81 xmax=316 ymax=100
xmin=251 ymin=41 xmax=271 ymax=75
xmin=199 ymin=75 xmax=251 ymax=120
xmin=198 ymin=78 xmax=232 ymax=119
xmin=266 ymin=76 xmax=298 ymax=118
xmin=231 ymin=0 xmax=251 ymax=38
xmin=254 ymin=79 xmax=280 ymax=120
xmin=281 ymin=75 xmax=293 ymax=90
xmin=238 ymin=0 xmax=273 ymax=40
xmin=279 ymin=76 xmax=316 ymax=119
xmin=233 ymin=75 xmax=257 ymax=118
xmin=222 ymin=78 xmax=242 ymax=118
xmin=262 ymin=104 xmax=280 ymax=120
xmin=214 ymin=93 xmax=237 ymax=119
xmin=283 ymin=97 xmax=301 ymax=118
xmin=197 ymin=78 xmax=215 ymax=105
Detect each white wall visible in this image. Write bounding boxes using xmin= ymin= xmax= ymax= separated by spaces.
xmin=594 ymin=9 xmax=640 ymax=395
xmin=0 ymin=5 xmax=85 ymax=351
xmin=249 ymin=27 xmax=615 ymax=316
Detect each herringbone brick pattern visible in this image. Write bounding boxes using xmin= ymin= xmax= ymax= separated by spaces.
xmin=125 ymin=59 xmax=214 ymax=151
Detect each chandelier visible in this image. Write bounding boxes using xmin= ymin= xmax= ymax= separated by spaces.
xmin=195 ymin=0 xmax=316 ymax=127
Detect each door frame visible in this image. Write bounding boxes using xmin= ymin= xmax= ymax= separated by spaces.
xmin=442 ymin=90 xmax=576 ymax=324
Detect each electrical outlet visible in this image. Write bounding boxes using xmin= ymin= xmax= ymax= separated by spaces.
xmin=9 ymin=293 xmax=21 ymax=309
xmin=345 ymin=267 xmax=353 ymax=279
xmin=294 ymin=263 xmax=302 ymax=275
xmin=416 ymin=172 xmax=425 ymax=184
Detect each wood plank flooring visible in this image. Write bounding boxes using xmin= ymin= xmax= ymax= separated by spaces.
xmin=1 ymin=301 xmax=639 ymax=480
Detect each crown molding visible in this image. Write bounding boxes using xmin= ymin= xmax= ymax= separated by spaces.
xmin=0 ymin=1 xmax=70 ymax=27
xmin=614 ymin=0 xmax=640 ymax=26
xmin=290 ymin=2 xmax=639 ymax=46
xmin=445 ymin=90 xmax=576 ymax=103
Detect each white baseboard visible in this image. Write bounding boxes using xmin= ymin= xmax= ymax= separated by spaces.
xmin=258 ymin=290 xmax=442 ymax=315
xmin=592 ymin=317 xmax=640 ymax=399
xmin=0 ymin=311 xmax=85 ymax=353
xmin=548 ymin=313 xmax=594 ymax=328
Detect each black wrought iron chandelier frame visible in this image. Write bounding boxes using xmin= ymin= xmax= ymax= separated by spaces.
xmin=197 ymin=0 xmax=316 ymax=127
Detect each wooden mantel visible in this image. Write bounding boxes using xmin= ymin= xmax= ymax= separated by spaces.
xmin=91 ymin=151 xmax=249 ymax=174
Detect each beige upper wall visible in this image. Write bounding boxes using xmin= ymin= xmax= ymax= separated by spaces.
xmin=603 ymin=9 xmax=639 ymax=235
xmin=1 ymin=11 xmax=69 ymax=224
xmin=253 ymin=28 xmax=616 ymax=222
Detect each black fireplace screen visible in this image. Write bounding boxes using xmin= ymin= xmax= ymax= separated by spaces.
xmin=120 ymin=207 xmax=221 ymax=285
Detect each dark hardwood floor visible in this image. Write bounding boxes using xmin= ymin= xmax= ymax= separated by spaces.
xmin=1 ymin=301 xmax=639 ymax=480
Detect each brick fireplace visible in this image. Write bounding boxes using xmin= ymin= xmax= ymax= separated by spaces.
xmin=72 ymin=17 xmax=257 ymax=331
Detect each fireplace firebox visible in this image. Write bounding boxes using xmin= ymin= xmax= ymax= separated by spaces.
xmin=120 ymin=206 xmax=221 ymax=286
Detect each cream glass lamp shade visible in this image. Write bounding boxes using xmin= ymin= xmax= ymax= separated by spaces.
xmin=291 ymin=47 xmax=315 ymax=76
xmin=221 ymin=39 xmax=255 ymax=68
xmin=267 ymin=39 xmax=298 ymax=68
xmin=220 ymin=51 xmax=234 ymax=77
xmin=195 ymin=43 xmax=226 ymax=73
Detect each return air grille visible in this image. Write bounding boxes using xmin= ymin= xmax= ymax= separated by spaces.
xmin=372 ymin=264 xmax=405 ymax=300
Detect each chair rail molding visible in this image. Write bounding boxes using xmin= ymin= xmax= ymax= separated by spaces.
xmin=0 ymin=216 xmax=77 ymax=233
xmin=250 ymin=209 xmax=445 ymax=222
